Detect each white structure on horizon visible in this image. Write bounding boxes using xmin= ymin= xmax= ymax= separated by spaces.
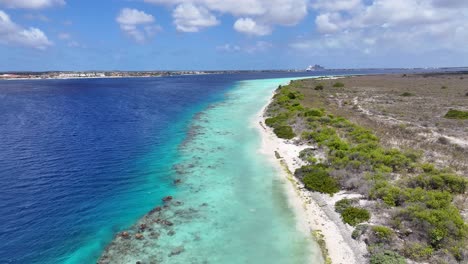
xmin=306 ymin=65 xmax=325 ymax=71
xmin=57 ymin=72 xmax=106 ymax=78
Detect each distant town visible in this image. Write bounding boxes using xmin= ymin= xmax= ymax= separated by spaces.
xmin=1 ymin=66 xmax=467 ymax=80
xmin=0 ymin=70 xmax=309 ymax=80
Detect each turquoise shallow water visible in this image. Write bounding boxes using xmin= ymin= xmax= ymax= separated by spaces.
xmin=99 ymin=77 xmax=323 ymax=263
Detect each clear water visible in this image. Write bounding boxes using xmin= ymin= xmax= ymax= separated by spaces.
xmin=0 ymin=70 xmax=413 ymax=263
xmin=98 ymin=77 xmax=322 ymax=263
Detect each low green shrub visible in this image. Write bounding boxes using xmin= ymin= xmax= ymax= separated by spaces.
xmin=299 ymin=148 xmax=317 ymax=164
xmin=315 ymin=84 xmax=324 ymax=90
xmin=287 ymin=92 xmax=297 ymax=99
xmin=407 ymin=173 xmax=467 ymax=194
xmin=372 ymin=226 xmax=393 ymax=241
xmin=370 ymin=250 xmax=407 ymax=264
xmin=401 ymin=204 xmax=467 ymax=248
xmin=371 ymin=182 xmax=403 ymax=206
xmin=335 ymin=198 xmax=356 ymax=213
xmin=400 ymin=92 xmax=414 ymax=97
xmin=402 ymin=242 xmax=433 ymax=261
xmin=305 ymin=108 xmax=324 ymax=117
xmin=300 ymin=166 xmax=339 ymax=195
xmin=341 ymin=206 xmax=370 ymax=226
xmin=273 ymin=126 xmax=295 ymax=139
xmin=265 ymin=113 xmax=290 ymax=128
xmin=444 ymin=109 xmax=468 ymax=119
xmin=333 ymin=82 xmax=345 ymax=88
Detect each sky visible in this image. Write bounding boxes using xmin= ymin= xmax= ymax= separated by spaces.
xmin=1 ymin=0 xmax=468 ymax=71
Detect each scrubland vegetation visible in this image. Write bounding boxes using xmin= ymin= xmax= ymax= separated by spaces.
xmin=265 ymin=79 xmax=468 ymax=263
xmin=445 ymin=109 xmax=468 ymax=120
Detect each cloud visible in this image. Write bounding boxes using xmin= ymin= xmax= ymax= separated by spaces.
xmin=216 ymin=43 xmax=241 ymax=52
xmin=116 ymin=8 xmax=160 ymax=43
xmin=315 ymin=13 xmax=341 ymax=33
xmin=0 ymin=0 xmax=64 ymax=9
xmin=0 ymin=10 xmax=52 ymax=49
xmin=217 ymin=41 xmax=272 ymax=54
xmin=233 ymin=18 xmax=271 ymax=36
xmin=312 ymin=0 xmax=361 ymax=12
xmin=144 ymin=0 xmax=308 ymax=35
xmin=173 ymin=3 xmax=218 ymax=32
xmin=302 ymin=0 xmax=468 ymax=55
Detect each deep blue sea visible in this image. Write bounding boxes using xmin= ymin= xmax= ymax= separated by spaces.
xmin=0 ymin=70 xmax=423 ymax=263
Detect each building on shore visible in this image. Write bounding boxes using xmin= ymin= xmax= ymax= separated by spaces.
xmin=306 ymin=64 xmax=325 ymax=71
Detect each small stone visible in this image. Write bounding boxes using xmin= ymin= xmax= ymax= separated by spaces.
xmin=169 ymin=246 xmax=185 ymax=257
xmin=162 ymin=196 xmax=173 ymax=202
xmin=161 ymin=220 xmax=173 ymax=226
xmin=135 ymin=233 xmax=144 ymax=240
xmin=167 ymin=230 xmax=176 ymax=236
xmin=139 ymin=224 xmax=147 ymax=231
xmin=149 ymin=206 xmax=162 ymax=215
xmin=120 ymin=231 xmax=130 ymax=239
xmin=173 ymin=179 xmax=182 ymax=184
xmin=150 ymin=232 xmax=160 ymax=239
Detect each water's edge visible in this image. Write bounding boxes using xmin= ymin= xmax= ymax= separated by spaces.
xmin=97 ymin=77 xmax=322 ymax=264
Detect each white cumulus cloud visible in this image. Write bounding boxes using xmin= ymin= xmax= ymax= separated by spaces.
xmin=116 ymin=8 xmax=160 ymax=43
xmin=0 ymin=10 xmax=52 ymax=49
xmin=301 ymin=0 xmax=468 ymax=55
xmin=173 ymin=3 xmax=219 ymax=32
xmin=233 ymin=18 xmax=271 ymax=36
xmin=0 ymin=0 xmax=64 ymax=9
xmin=144 ymin=0 xmax=308 ymax=35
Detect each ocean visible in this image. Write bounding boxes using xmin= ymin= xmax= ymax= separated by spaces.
xmin=0 ymin=71 xmax=410 ymax=263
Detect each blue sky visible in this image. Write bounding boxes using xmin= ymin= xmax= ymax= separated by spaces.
xmin=1 ymin=0 xmax=468 ymax=71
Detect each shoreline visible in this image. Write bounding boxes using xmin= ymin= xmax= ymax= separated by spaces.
xmin=255 ymin=89 xmax=368 ymax=264
xmin=0 ymin=73 xmax=217 ymax=81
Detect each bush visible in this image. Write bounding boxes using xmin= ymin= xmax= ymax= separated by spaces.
xmin=341 ymin=206 xmax=370 ymax=226
xmin=407 ymin=173 xmax=467 ymax=194
xmin=372 ymin=226 xmax=394 ymax=241
xmin=370 ymin=250 xmax=407 ymax=264
xmin=300 ymin=166 xmax=340 ymax=195
xmin=335 ymin=198 xmax=355 ymax=213
xmin=315 ymin=84 xmax=324 ymax=90
xmin=265 ymin=113 xmax=289 ymax=128
xmin=402 ymin=242 xmax=433 ymax=261
xmin=400 ymin=92 xmax=414 ymax=97
xmin=401 ymin=204 xmax=467 ymax=248
xmin=299 ymin=148 xmax=316 ymax=163
xmin=305 ymin=108 xmax=324 ymax=117
xmin=333 ymin=82 xmax=345 ymax=88
xmin=444 ymin=109 xmax=468 ymax=120
xmin=273 ymin=126 xmax=295 ymax=139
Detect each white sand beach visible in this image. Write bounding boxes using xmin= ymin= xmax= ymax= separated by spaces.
xmin=255 ymin=93 xmax=368 ymax=264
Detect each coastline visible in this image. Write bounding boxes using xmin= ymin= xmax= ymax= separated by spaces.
xmin=255 ymin=90 xmax=368 ymax=264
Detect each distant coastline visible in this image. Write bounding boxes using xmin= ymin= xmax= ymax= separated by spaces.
xmin=2 ymin=67 xmax=467 ymax=81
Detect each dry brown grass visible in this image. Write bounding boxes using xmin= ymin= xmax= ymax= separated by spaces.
xmin=292 ymin=73 xmax=468 ymax=174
